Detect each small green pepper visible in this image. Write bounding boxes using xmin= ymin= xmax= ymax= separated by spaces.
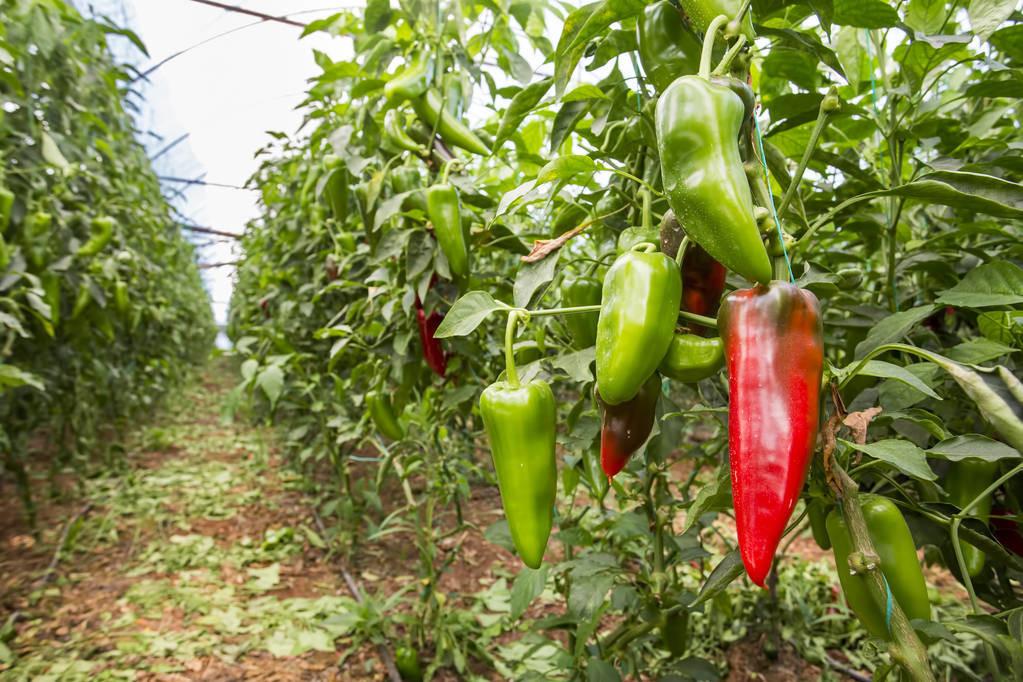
xmin=426 ymin=183 xmax=470 ymax=286
xmin=384 ymin=52 xmax=432 ymax=103
xmin=561 ymin=275 xmax=601 ymax=349
xmin=947 ymin=458 xmax=999 ymax=577
xmin=412 ymin=89 xmax=490 ymax=156
xmin=658 ymin=333 xmax=723 ymax=383
xmin=366 ymin=390 xmax=405 ymax=441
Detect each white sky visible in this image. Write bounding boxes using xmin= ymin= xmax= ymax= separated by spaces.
xmin=116 ymin=1 xmax=351 ymax=330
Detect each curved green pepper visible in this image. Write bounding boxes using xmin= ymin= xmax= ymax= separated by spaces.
xmin=616 ymin=226 xmax=660 ymax=254
xmin=807 ymin=499 xmax=831 ymax=550
xmin=366 ymin=390 xmax=405 ymax=441
xmin=113 ymin=280 xmax=130 ymax=317
xmin=827 ymin=495 xmax=931 ymax=640
xmin=656 ymin=76 xmax=771 ymax=284
xmin=480 ymin=378 xmax=557 ymax=568
xmin=561 ymin=275 xmax=601 ymax=349
xmin=948 ymin=458 xmax=999 ymax=577
xmin=659 ymin=333 xmax=723 ymax=382
xmin=596 ymin=247 xmax=681 ymax=405
xmin=77 ymin=216 xmax=114 ymax=257
xmin=426 ymin=183 xmax=470 ymax=285
xmin=70 ymin=283 xmax=91 ymax=320
xmin=413 ymin=89 xmax=490 ymax=156
xmin=0 ymin=187 xmax=14 ymax=234
xmin=678 ymin=0 xmax=755 ymax=40
xmin=383 ymin=110 xmax=426 ymax=154
xmin=323 ymin=158 xmax=350 ymax=225
xmin=384 ymin=52 xmax=432 ymax=103
xmin=637 ymin=1 xmax=702 ymax=93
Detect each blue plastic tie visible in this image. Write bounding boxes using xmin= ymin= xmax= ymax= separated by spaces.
xmin=752 ymin=109 xmax=795 ymax=283
xmin=882 ymin=573 xmax=895 ymax=634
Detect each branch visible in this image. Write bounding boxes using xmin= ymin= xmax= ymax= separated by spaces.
xmin=198 ymin=261 xmax=239 ymax=269
xmin=38 ymin=503 xmax=93 ymax=585
xmin=181 ymin=224 xmax=244 ymax=239
xmin=521 ymin=205 xmax=628 ymax=264
xmin=188 ymin=0 xmax=307 ymax=27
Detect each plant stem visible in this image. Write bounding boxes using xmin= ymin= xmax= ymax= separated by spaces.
xmin=776 ymin=88 xmax=836 ymax=219
xmin=711 ymin=34 xmax=748 ymax=76
xmin=699 ymin=15 xmax=730 ymax=80
xmin=504 ymin=310 xmax=522 ymax=387
xmin=679 ymin=310 xmax=717 ymax=329
xmin=675 ymin=236 xmax=690 ymax=268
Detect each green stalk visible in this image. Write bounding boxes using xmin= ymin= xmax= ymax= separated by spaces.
xmin=775 ymin=87 xmax=838 ymax=219
xmin=699 ymin=15 xmax=730 ymax=80
xmin=504 ymin=310 xmax=522 ymax=387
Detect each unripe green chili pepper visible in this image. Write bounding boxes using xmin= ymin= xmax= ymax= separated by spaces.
xmin=659 ymin=333 xmax=723 ymax=383
xmin=616 ymin=225 xmax=660 ymax=254
xmin=656 ymin=75 xmax=771 ymax=284
xmin=394 ymin=644 xmax=423 ymax=682
xmin=0 ymin=234 xmax=9 ymax=270
xmin=551 ymin=203 xmax=587 ymax=237
xmin=596 ymin=246 xmax=681 ymax=405
xmin=561 ymin=275 xmax=601 ymax=349
xmin=947 ymin=458 xmax=999 ymax=577
xmin=637 ymin=1 xmax=702 ymax=93
xmin=77 ymin=216 xmax=114 ymax=257
xmin=827 ymin=495 xmax=931 ymax=640
xmin=383 ymin=109 xmax=426 ymax=154
xmin=114 ymin=280 xmax=130 ymax=317
xmin=384 ymin=52 xmax=432 ymax=103
xmin=678 ymin=0 xmax=755 ymax=40
xmin=0 ymin=187 xmax=14 ymax=234
xmin=480 ymin=315 xmax=557 ymax=568
xmin=598 ymin=373 xmax=660 ymax=478
xmin=323 ymin=159 xmax=350 ymax=226
xmin=660 ymin=610 xmax=689 ymax=656
xmin=807 ymin=499 xmax=832 ymax=550
xmin=366 ymin=390 xmax=405 ymax=441
xmin=70 ymin=283 xmax=91 ymax=320
xmin=413 ymin=89 xmax=490 ymax=156
xmin=426 ymin=182 xmax=470 ymax=286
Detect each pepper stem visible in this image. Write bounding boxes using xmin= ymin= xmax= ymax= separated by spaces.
xmin=699 ymin=15 xmax=730 ymax=80
xmin=641 ymin=188 xmax=652 ymax=232
xmin=504 ymin=310 xmax=523 ymax=388
xmin=675 ymin=236 xmax=690 ymax=268
xmin=631 ymin=242 xmax=657 ymax=253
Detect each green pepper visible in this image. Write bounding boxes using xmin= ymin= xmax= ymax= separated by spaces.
xmin=366 ymin=390 xmax=405 ymax=441
xmin=384 ymin=52 xmax=432 ymax=103
xmin=660 ymin=610 xmax=689 ymax=656
xmin=412 ymin=89 xmax=491 ymax=156
xmin=0 ymin=187 xmax=14 ymax=234
xmin=807 ymin=499 xmax=831 ymax=550
xmin=426 ymin=183 xmax=470 ymax=285
xmin=480 ymin=377 xmax=557 ymax=569
xmin=616 ymin=225 xmax=660 ymax=254
xmin=656 ymin=75 xmax=771 ymax=284
xmin=561 ymin=275 xmax=601 ymax=349
xmin=827 ymin=495 xmax=931 ymax=640
xmin=26 ymin=211 xmax=52 ymax=268
xmin=0 ymin=234 xmax=8 ymax=270
xmin=947 ymin=458 xmax=999 ymax=577
xmin=595 ymin=191 xmax=629 ymax=231
xmin=77 ymin=216 xmax=114 ymax=257
xmin=391 ymin=167 xmax=421 ymax=195
xmin=323 ymin=158 xmax=351 ymax=225
xmin=678 ymin=0 xmax=755 ymax=41
xmin=596 ymin=246 xmax=681 ymax=405
xmin=394 ymin=644 xmax=423 ymax=682
xmin=637 ymin=1 xmax=702 ymax=93
xmin=552 ymin=203 xmax=587 ymax=237
xmin=383 ymin=109 xmax=426 ymax=154
xmin=113 ymin=280 xmax=130 ymax=317
xmin=70 ymin=283 xmax=91 ymax=320
xmin=659 ymin=333 xmax=723 ymax=383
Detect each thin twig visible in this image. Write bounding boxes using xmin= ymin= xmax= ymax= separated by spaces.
xmin=38 ymin=502 xmax=93 ymax=585
xmin=188 ymin=0 xmax=307 ymax=27
xmin=824 ymin=654 xmax=871 ymax=682
xmin=340 ymin=567 xmax=403 ymax=682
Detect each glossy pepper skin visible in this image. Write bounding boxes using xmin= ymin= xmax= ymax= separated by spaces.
xmin=366 ymin=390 xmax=405 ymax=441
xmin=637 ymin=1 xmax=701 ymax=93
xmin=77 ymin=216 xmax=114 ymax=257
xmin=718 ymin=282 xmax=824 ymax=586
xmin=678 ymin=0 xmax=755 ymax=40
xmin=598 ymin=373 xmax=660 ymax=478
xmin=656 ymin=76 xmax=771 ymax=284
xmin=659 ymin=210 xmax=728 ymax=321
xmin=384 ymin=52 xmax=431 ymax=103
xmin=827 ymin=495 xmax=931 ymax=640
xmin=659 ymin=333 xmax=723 ymax=383
xmin=480 ymin=379 xmax=557 ymax=568
xmin=413 ymin=89 xmax=490 ymax=156
xmin=807 ymin=499 xmax=832 ymax=550
xmin=426 ymin=184 xmax=470 ymax=285
xmin=596 ymin=248 xmax=681 ymax=405
xmin=616 ymin=225 xmax=660 ymax=254
xmin=947 ymin=459 xmax=999 ymax=576
xmin=394 ymin=645 xmax=423 ymax=682
xmin=415 ymin=303 xmax=447 ymax=378
xmin=660 ymin=611 xmax=689 ymax=656
xmin=323 ymin=158 xmax=350 ymax=225
xmin=383 ymin=109 xmax=425 ymax=154
xmin=561 ymin=275 xmax=601 ymax=349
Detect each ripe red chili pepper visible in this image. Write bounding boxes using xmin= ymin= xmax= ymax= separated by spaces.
xmin=718 ymin=282 xmax=824 ymax=587
xmin=597 ymin=374 xmax=660 ymax=478
xmin=415 ymin=300 xmax=447 ymax=377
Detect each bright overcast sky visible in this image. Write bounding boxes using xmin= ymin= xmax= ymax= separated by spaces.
xmin=113 ymin=1 xmax=351 ymax=332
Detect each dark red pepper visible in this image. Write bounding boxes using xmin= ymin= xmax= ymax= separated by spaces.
xmin=660 ymin=209 xmax=727 ymax=328
xmin=415 ymin=299 xmax=447 ymax=377
xmin=992 ymin=505 xmax=1023 ymax=557
xmin=597 ymin=374 xmax=660 ymax=478
xmin=718 ymin=282 xmax=824 ymax=587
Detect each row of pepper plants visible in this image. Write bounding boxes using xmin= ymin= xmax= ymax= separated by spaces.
xmin=0 ymin=0 xmax=216 ymax=524
xmin=229 ymin=0 xmax=1023 ymax=679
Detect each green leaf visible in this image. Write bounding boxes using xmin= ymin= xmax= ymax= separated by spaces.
xmin=858 ymin=360 xmax=941 ymax=399
xmin=937 ymin=262 xmax=1023 ymax=308
xmin=514 ymin=250 xmax=560 ymax=307
xmin=854 ymin=305 xmax=936 ymax=359
xmin=861 ymin=171 xmax=1023 ymax=219
xmin=551 ymin=100 xmax=590 ymax=153
xmin=257 ymin=365 xmax=285 ymax=407
xmin=562 ymin=84 xmax=610 ymax=102
xmin=552 ymin=348 xmax=596 ymax=383
xmin=694 ymin=551 xmax=744 ymax=605
xmin=537 ymin=155 xmax=596 ymax=185
xmin=833 ymin=0 xmax=900 ymax=27
xmin=41 ymin=131 xmax=70 ymax=172
xmin=968 ymin=0 xmax=1017 ymax=40
xmin=679 ymin=465 xmax=731 ymax=536
xmin=0 ymin=364 xmax=44 ymax=392
xmin=945 ymin=337 xmax=1016 ymax=364
xmin=756 ymin=26 xmax=846 ymax=78
xmin=364 ymin=0 xmax=393 ymax=32
xmin=927 ymin=435 xmax=1020 ymax=462
xmin=433 ymin=291 xmax=505 ymax=338
xmin=842 ymin=438 xmax=937 ymax=480
xmin=510 ymin=565 xmax=548 ymax=619
xmin=586 ymin=657 xmax=622 ymax=682
xmin=495 ymin=77 xmax=553 ymax=148
xmin=554 ymin=0 xmax=645 ymax=96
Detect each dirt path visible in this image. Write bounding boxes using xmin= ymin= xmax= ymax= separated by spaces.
xmin=0 ymin=362 xmax=407 ymax=681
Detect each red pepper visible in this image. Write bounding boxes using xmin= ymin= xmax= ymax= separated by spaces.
xmin=597 ymin=374 xmax=660 ymax=478
xmin=415 ymin=300 xmax=447 ymax=377
xmin=718 ymin=282 xmax=824 ymax=587
xmin=992 ymin=505 xmax=1023 ymax=557
xmin=682 ymin=246 xmax=727 ymax=321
